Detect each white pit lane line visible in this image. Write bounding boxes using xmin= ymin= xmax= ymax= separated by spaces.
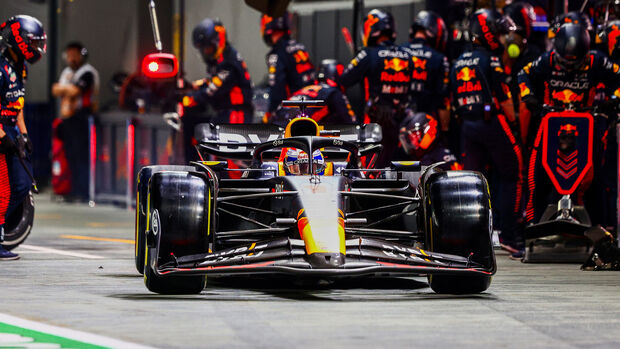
xmin=0 ymin=313 xmax=155 ymax=349
xmin=17 ymin=245 xmax=105 ymax=259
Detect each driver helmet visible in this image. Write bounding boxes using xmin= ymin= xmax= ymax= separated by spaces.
xmin=399 ymin=112 xmax=438 ymax=158
xmin=192 ymin=18 xmax=227 ymax=62
xmin=284 ymin=148 xmax=325 ymax=175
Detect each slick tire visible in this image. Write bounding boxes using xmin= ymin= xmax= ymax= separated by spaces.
xmin=144 ymin=252 xmax=206 ymax=295
xmin=2 ymin=191 xmax=34 ymax=251
xmin=135 ymin=165 xmax=195 ymax=274
xmin=144 ymin=171 xmax=210 ymax=294
xmin=423 ymin=171 xmax=494 ymax=294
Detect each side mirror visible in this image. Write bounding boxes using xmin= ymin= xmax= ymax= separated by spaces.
xmin=141 ymin=53 xmax=178 ymax=79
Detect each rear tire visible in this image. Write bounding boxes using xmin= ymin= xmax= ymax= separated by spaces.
xmin=423 ymin=171 xmax=495 ymax=294
xmin=144 ymin=170 xmax=210 ymax=294
xmin=2 ymin=191 xmax=34 ymax=251
xmin=135 ymin=165 xmax=195 ymax=274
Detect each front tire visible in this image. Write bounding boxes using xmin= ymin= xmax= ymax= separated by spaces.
xmin=135 ymin=165 xmax=195 ymax=274
xmin=423 ymin=171 xmax=495 ymax=294
xmin=144 ymin=170 xmax=211 ymax=294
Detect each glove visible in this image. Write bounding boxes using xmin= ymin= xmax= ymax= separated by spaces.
xmin=0 ymin=134 xmax=17 ymax=155
xmin=20 ymin=133 xmax=33 ymax=155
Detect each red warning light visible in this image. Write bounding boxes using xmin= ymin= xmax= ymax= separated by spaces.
xmin=141 ymin=53 xmax=178 ymax=79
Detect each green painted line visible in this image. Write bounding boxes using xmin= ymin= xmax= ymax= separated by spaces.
xmin=0 ymin=321 xmax=109 ymax=348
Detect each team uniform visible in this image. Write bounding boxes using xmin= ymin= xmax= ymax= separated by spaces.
xmin=450 ymin=46 xmax=523 ymax=248
xmin=273 ymin=83 xmax=356 ymax=126
xmin=0 ymin=54 xmax=31 ymax=228
xmin=401 ymin=38 xmax=450 ymax=115
xmin=339 ymin=42 xmax=412 ymax=167
xmin=518 ymin=50 xmax=620 ymax=224
xmin=265 ymin=38 xmax=314 ymax=114
xmin=183 ymin=45 xmax=254 ymax=124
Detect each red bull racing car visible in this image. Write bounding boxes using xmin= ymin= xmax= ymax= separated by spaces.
xmin=134 ymin=110 xmax=496 ymax=295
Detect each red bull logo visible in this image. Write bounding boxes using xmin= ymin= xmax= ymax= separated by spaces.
xmin=11 ymin=22 xmax=34 ymax=60
xmin=552 ymin=89 xmax=584 ymax=104
xmin=293 ymin=50 xmax=309 ymax=63
xmin=558 ymin=123 xmax=578 ymax=136
xmin=456 ymin=67 xmax=476 ymax=81
xmin=6 ymin=97 xmax=24 ymax=110
xmin=411 ymin=57 xmax=427 ymax=70
xmin=383 ymin=58 xmax=409 ymax=72
xmin=519 ymin=82 xmax=530 ymax=98
xmin=380 ymin=71 xmax=409 ymax=82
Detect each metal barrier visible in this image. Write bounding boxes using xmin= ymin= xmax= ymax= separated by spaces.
xmin=92 ymin=111 xmax=177 ymax=207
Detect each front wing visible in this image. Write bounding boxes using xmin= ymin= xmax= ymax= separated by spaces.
xmin=153 ymin=237 xmax=494 ymax=278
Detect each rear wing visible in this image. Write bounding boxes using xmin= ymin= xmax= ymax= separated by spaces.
xmin=195 ymin=123 xmax=382 ymax=160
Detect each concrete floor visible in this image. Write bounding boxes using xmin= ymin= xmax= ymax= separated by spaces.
xmin=1 ymin=194 xmax=620 ymax=348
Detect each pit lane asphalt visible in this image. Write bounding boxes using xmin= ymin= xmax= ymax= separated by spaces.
xmin=2 ymin=193 xmax=620 ymax=349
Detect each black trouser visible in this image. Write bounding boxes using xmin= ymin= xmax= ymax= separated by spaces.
xmin=461 ymin=115 xmax=524 ymax=245
xmin=57 ymin=111 xmax=91 ymax=200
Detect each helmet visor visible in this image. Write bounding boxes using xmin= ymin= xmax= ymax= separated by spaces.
xmin=555 ymin=51 xmax=587 ymax=70
xmin=30 ymin=35 xmax=47 ymax=54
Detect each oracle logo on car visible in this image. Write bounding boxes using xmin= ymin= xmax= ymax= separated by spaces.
xmin=10 ymin=22 xmax=34 ymax=60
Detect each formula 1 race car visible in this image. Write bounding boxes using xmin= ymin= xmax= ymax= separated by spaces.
xmin=134 ymin=103 xmax=496 ymax=295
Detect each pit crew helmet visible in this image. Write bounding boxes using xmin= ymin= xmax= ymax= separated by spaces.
xmin=398 ymin=112 xmax=438 ymax=157
xmin=503 ymin=2 xmax=536 ymax=39
xmin=260 ymin=12 xmax=290 ymax=46
xmin=284 ymin=148 xmax=325 ymax=175
xmin=0 ymin=15 xmax=46 ymax=64
xmin=599 ymin=20 xmax=620 ymax=60
xmin=409 ymin=10 xmax=448 ymax=52
xmin=548 ymin=11 xmax=592 ymax=39
xmin=553 ymin=23 xmax=591 ymax=71
xmin=192 ymin=18 xmax=227 ymax=62
xmin=317 ymin=59 xmax=344 ymax=88
xmin=470 ymin=9 xmax=516 ymax=54
xmin=362 ymin=9 xmax=396 ymax=47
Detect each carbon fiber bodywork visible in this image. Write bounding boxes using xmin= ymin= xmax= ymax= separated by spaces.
xmin=141 ymin=126 xmax=496 ymax=293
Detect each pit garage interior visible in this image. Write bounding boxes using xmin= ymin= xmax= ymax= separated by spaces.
xmin=0 ymin=0 xmax=620 ymax=348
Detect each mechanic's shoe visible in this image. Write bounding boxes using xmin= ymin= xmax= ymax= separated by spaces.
xmin=509 ymin=249 xmax=524 ymax=261
xmin=0 ymin=245 xmax=19 ymax=260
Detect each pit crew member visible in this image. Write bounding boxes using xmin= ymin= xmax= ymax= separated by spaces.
xmin=0 ymin=15 xmax=46 ymax=260
xmin=450 ymin=9 xmax=523 ymax=255
xmin=401 ymin=11 xmax=450 ymax=134
xmin=396 ymin=112 xmax=461 ymax=170
xmin=339 ymin=9 xmax=412 ymax=168
xmin=261 ymin=12 xmax=314 ymax=121
xmin=273 ymin=59 xmax=356 ymax=126
xmin=518 ymin=23 xmax=620 ymax=226
xmin=182 ymin=18 xmax=254 ymax=124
